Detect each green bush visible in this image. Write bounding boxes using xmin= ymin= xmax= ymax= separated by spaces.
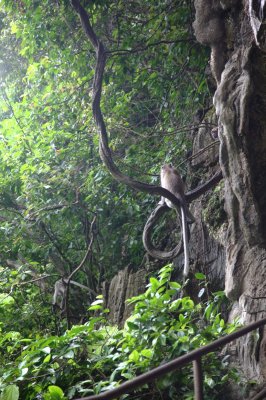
xmin=0 ymin=265 xmax=239 ymax=400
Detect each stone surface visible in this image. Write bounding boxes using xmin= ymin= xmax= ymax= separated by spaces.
xmin=103 ymin=267 xmax=147 ymax=327
xmin=103 ymin=0 xmax=266 ymax=388
xmin=211 ymin=0 xmax=266 ymax=384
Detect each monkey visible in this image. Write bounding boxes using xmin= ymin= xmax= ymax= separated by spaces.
xmin=160 ymin=164 xmax=194 ymax=277
xmin=52 ymin=278 xmax=96 ymax=310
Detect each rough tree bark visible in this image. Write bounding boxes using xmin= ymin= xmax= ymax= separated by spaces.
xmin=194 ymin=0 xmax=266 ymax=383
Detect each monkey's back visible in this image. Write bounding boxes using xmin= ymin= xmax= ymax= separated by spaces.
xmin=161 ymin=166 xmax=185 ymax=201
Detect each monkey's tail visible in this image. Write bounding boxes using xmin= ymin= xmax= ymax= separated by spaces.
xmin=181 ymin=207 xmax=190 ymax=277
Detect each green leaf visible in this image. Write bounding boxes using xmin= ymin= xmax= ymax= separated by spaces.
xmin=149 ymin=277 xmax=160 ymax=290
xmin=42 ymin=346 xmax=51 ymax=354
xmin=44 ymin=385 xmax=65 ymax=400
xmin=127 ymin=321 xmax=139 ymax=330
xmin=90 ymin=299 xmax=103 ymax=306
xmin=43 ymin=354 xmax=51 ymax=363
xmin=129 ymin=350 xmax=139 ymax=363
xmin=195 ymin=273 xmax=206 ymax=280
xmin=169 ymin=281 xmax=181 ymax=289
xmin=88 ymin=305 xmax=102 ymax=310
xmin=21 ymin=367 xmax=28 ymax=376
xmin=141 ymin=349 xmax=153 ymax=359
xmin=169 ymin=299 xmax=182 ymax=311
xmin=0 ymin=294 xmax=15 ymax=306
xmin=204 ymin=304 xmax=213 ymax=320
xmin=0 ymin=385 xmax=19 ymax=400
xmin=63 ymin=350 xmax=74 ymax=359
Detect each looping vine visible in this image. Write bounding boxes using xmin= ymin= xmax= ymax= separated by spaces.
xmin=142 ymin=202 xmax=184 ymax=260
xmin=70 ymin=0 xmax=223 ymax=261
xmin=71 ymin=0 xmax=188 ymax=211
xmin=143 ymin=170 xmax=222 ymax=259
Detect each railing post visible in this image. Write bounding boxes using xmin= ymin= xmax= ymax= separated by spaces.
xmin=193 ymin=357 xmax=204 ymax=400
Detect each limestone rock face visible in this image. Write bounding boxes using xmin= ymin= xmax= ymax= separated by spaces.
xmin=208 ymin=0 xmax=266 ymax=383
xmin=103 ymin=0 xmax=266 ymax=386
xmin=102 ymin=267 xmax=147 ymax=327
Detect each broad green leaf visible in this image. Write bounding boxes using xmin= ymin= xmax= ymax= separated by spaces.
xmin=129 ymin=350 xmax=139 ymax=363
xmin=44 ymin=385 xmax=65 ymax=400
xmin=169 ymin=281 xmax=181 ymax=289
xmin=195 ymin=273 xmax=206 ymax=280
xmin=0 ymin=385 xmax=19 ymax=400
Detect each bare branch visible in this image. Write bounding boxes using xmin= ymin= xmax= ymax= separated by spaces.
xmin=27 ymin=201 xmax=79 ymax=219
xmin=40 ymin=222 xmax=73 ymax=270
xmin=65 ymin=215 xmax=97 ymax=328
xmin=67 ymin=215 xmax=96 ymax=282
xmin=107 ymin=39 xmax=193 ymax=56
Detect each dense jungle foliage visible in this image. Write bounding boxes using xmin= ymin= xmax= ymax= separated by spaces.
xmin=0 ymin=1 xmax=241 ymax=399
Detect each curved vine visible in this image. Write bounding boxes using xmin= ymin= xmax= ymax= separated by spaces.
xmin=70 ymin=0 xmax=223 ymax=260
xmin=143 ymin=169 xmax=222 ymax=259
xmin=142 ymin=202 xmax=184 ymax=259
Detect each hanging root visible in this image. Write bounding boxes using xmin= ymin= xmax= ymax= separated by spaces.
xmin=181 ymin=206 xmax=190 ymax=277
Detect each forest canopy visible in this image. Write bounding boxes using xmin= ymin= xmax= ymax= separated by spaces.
xmin=0 ymin=0 xmax=209 ymax=306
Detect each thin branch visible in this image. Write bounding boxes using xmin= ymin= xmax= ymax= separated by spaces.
xmin=16 ymin=275 xmax=55 ymax=285
xmin=0 ymin=207 xmax=23 ymax=217
xmin=65 ymin=215 xmax=97 ymax=329
xmin=0 ymin=275 xmax=56 ymax=305
xmin=27 ymin=201 xmax=79 ymax=218
xmin=177 ymin=140 xmax=220 ymax=168
xmin=40 ymin=221 xmax=73 ymax=270
xmin=107 ymin=39 xmax=193 ymax=56
xmin=67 ymin=215 xmax=96 ymax=282
xmin=118 ymin=139 xmax=220 ymax=178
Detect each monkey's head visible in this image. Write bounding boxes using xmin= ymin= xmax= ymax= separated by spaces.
xmin=161 ymin=163 xmax=174 ymax=175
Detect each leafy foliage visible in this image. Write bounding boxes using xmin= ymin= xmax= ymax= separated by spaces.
xmin=0 ymin=2 xmax=233 ymax=399
xmin=0 ymin=0 xmax=209 ymax=292
xmin=0 ymin=266 xmax=240 ymax=400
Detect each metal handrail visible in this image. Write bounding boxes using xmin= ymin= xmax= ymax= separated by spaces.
xmin=75 ymin=317 xmax=266 ymax=400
